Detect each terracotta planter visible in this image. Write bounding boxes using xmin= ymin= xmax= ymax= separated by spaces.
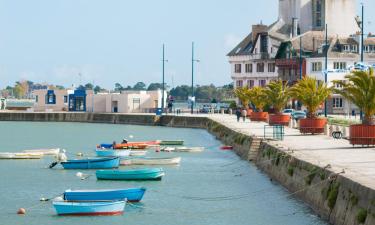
xmin=250 ymin=112 xmax=269 ymax=122
xmin=269 ymin=114 xmax=290 ymax=126
xmin=349 ymin=125 xmax=375 ymax=146
xmin=299 ymin=118 xmax=327 ymax=134
xmin=246 ymin=109 xmax=253 ymax=117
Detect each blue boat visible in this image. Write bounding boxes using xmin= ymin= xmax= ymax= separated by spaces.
xmin=53 ymin=200 xmax=126 ymax=216
xmin=64 ymin=187 xmax=146 ymax=202
xmin=61 ymin=157 xmax=120 ymax=169
xmin=95 ymin=149 xmax=130 ymax=158
xmin=96 ymin=168 xmax=165 ymax=181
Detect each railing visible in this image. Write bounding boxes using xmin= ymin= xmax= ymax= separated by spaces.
xmin=264 ymin=125 xmax=285 ymax=141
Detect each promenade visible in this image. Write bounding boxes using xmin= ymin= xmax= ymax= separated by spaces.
xmin=205 ymin=114 xmax=375 ymax=190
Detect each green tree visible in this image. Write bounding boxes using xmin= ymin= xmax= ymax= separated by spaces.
xmin=94 ymin=85 xmax=104 ymax=94
xmin=248 ymin=86 xmax=267 ymax=112
xmin=264 ymin=80 xmax=291 ymax=114
xmin=114 ymin=83 xmax=124 ymax=92
xmin=234 ymin=87 xmax=251 ymax=109
xmin=147 ymin=83 xmax=164 ymax=91
xmin=84 ymin=83 xmax=94 ymax=90
xmin=133 ymin=82 xmax=146 ymax=90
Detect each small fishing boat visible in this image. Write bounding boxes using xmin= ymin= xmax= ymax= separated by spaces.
xmin=61 ymin=157 xmax=120 ymax=169
xmin=129 ymin=151 xmax=147 ymax=157
xmin=53 ymin=200 xmax=126 ymax=216
xmin=161 ymin=147 xmax=204 ymax=153
xmin=0 ymin=152 xmax=43 ymax=159
xmin=64 ymin=188 xmax=146 ymax=202
xmin=97 ymin=143 xmax=148 ymax=150
xmin=120 ymin=157 xmax=181 ymax=166
xmin=95 ymin=149 xmax=130 ymax=158
xmin=160 ymin=140 xmax=184 ymax=145
xmin=23 ymin=148 xmax=60 ymax=155
xmin=96 ymin=168 xmax=165 ymax=181
xmin=220 ymin=146 xmax=233 ymax=150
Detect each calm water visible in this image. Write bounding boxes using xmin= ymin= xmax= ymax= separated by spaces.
xmin=0 ymin=122 xmax=327 ymax=225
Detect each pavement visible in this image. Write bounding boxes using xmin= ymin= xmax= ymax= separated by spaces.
xmin=204 ymin=114 xmax=375 ymax=190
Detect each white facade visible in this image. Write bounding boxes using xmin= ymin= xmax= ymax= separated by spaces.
xmin=32 ymin=89 xmax=73 ymax=112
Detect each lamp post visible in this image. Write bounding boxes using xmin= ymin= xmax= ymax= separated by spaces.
xmin=324 ymin=23 xmax=328 ymax=118
xmin=361 ymin=3 xmax=364 ymax=63
xmin=191 ymin=42 xmax=200 ymax=114
xmin=162 ymin=44 xmax=168 ymax=113
xmin=299 ymin=35 xmax=303 ymax=80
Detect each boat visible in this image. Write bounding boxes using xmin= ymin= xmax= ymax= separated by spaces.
xmin=95 ymin=149 xmax=130 ymax=158
xmin=96 ymin=168 xmax=165 ymax=181
xmin=64 ymin=188 xmax=146 ymax=202
xmin=61 ymin=157 xmax=120 ymax=169
xmin=161 ymin=147 xmax=204 ymax=153
xmin=120 ymin=157 xmax=181 ymax=166
xmin=160 ymin=140 xmax=184 ymax=145
xmin=23 ymin=148 xmax=60 ymax=155
xmin=97 ymin=143 xmax=148 ymax=150
xmin=129 ymin=151 xmax=147 ymax=157
xmin=0 ymin=152 xmax=43 ymax=159
xmin=52 ymin=200 xmax=126 ymax=216
xmin=220 ymin=146 xmax=233 ymax=150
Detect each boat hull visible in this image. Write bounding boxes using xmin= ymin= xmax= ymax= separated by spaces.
xmin=120 ymin=157 xmax=181 ymax=166
xmin=96 ymin=168 xmax=165 ymax=181
xmin=129 ymin=151 xmax=147 ymax=156
xmin=95 ymin=149 xmax=130 ymax=157
xmin=0 ymin=152 xmax=43 ymax=159
xmin=53 ymin=200 xmax=126 ymax=216
xmin=61 ymin=157 xmax=120 ymax=169
xmin=64 ymin=188 xmax=146 ymax=202
xmin=23 ymin=148 xmax=60 ymax=155
xmin=160 ymin=140 xmax=184 ymax=145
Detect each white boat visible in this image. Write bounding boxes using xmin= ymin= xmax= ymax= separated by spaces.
xmin=161 ymin=147 xmax=204 ymax=153
xmin=120 ymin=157 xmax=181 ymax=166
xmin=129 ymin=151 xmax=147 ymax=157
xmin=0 ymin=152 xmax=43 ymax=159
xmin=23 ymin=148 xmax=60 ymax=156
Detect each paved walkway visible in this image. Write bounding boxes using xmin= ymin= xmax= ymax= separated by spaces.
xmin=206 ymin=114 xmax=375 ymax=190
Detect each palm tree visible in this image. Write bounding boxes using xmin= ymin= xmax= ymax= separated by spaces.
xmin=333 ymin=69 xmax=375 ymax=125
xmin=234 ymin=87 xmax=251 ymax=109
xmin=248 ymin=86 xmax=267 ymax=112
xmin=264 ymin=80 xmax=290 ymax=114
xmin=289 ymin=77 xmax=331 ymax=118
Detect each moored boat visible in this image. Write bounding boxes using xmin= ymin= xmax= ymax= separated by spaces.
xmin=96 ymin=168 xmax=165 ymax=181
xmin=161 ymin=147 xmax=204 ymax=153
xmin=120 ymin=157 xmax=181 ymax=166
xmin=64 ymin=187 xmax=146 ymax=202
xmin=61 ymin=157 xmax=120 ymax=169
xmin=220 ymin=146 xmax=233 ymax=150
xmin=95 ymin=149 xmax=130 ymax=158
xmin=129 ymin=151 xmax=147 ymax=157
xmin=52 ymin=200 xmax=126 ymax=216
xmin=160 ymin=140 xmax=184 ymax=145
xmin=23 ymin=148 xmax=60 ymax=155
xmin=97 ymin=143 xmax=148 ymax=150
xmin=0 ymin=152 xmax=43 ymax=159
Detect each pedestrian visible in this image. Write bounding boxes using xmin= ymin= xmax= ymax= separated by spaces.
xmin=241 ymin=108 xmax=247 ymax=122
xmin=235 ymin=108 xmax=241 ymax=122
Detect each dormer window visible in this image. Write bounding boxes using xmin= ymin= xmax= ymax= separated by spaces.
xmin=351 ymin=45 xmax=358 ymax=52
xmin=343 ymin=45 xmax=350 ymax=52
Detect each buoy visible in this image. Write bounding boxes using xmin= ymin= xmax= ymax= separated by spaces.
xmin=40 ymin=197 xmax=47 ymax=201
xmin=17 ymin=208 xmax=26 ymax=215
xmin=155 ymin=149 xmax=160 ymax=153
xmin=76 ymin=153 xmax=83 ymax=156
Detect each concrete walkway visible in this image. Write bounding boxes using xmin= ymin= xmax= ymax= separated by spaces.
xmin=206 ymin=114 xmax=375 ymax=190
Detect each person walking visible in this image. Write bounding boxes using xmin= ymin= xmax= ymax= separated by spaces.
xmin=241 ymin=108 xmax=247 ymax=122
xmin=235 ymin=108 xmax=241 ymax=122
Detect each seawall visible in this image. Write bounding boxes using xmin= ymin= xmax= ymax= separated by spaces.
xmin=0 ymin=112 xmax=374 ymax=225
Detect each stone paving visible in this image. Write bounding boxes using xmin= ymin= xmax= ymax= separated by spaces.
xmin=205 ymin=114 xmax=375 ymax=190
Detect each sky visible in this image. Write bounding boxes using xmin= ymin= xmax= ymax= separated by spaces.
xmin=0 ymin=0 xmax=374 ymax=89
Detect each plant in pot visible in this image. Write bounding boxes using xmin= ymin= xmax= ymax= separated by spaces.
xmin=248 ymin=86 xmax=268 ymax=122
xmin=234 ymin=87 xmax=252 ymax=115
xmin=333 ymin=68 xmax=375 ymax=145
xmin=264 ymin=80 xmax=291 ymax=126
xmin=289 ymin=77 xmax=331 ymax=134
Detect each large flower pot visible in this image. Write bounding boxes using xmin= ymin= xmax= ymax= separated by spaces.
xmin=299 ymin=118 xmax=327 ymax=134
xmin=246 ymin=109 xmax=253 ymax=117
xmin=349 ymin=125 xmax=375 ymax=146
xmin=250 ymin=112 xmax=269 ymax=122
xmin=269 ymin=114 xmax=291 ymax=126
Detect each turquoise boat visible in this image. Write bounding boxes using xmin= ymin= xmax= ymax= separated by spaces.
xmin=96 ymin=168 xmax=165 ymax=181
xmin=64 ymin=187 xmax=146 ymax=202
xmin=53 ymin=200 xmax=126 ymax=216
xmin=61 ymin=157 xmax=120 ymax=169
xmin=95 ymin=149 xmax=130 ymax=158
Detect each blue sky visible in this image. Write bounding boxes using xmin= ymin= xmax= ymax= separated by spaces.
xmin=0 ymin=0 xmax=374 ymax=89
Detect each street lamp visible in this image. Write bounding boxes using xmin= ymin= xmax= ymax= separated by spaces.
xmin=324 ymin=23 xmax=328 ymax=118
xmin=162 ymin=44 xmax=168 ymax=113
xmin=191 ymin=42 xmax=200 ymax=114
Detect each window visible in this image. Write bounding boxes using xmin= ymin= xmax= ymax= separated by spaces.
xmin=245 ymin=64 xmax=252 ymax=73
xmin=268 ymin=63 xmax=276 ymax=72
xmin=315 ymin=0 xmax=322 ymax=27
xmin=351 ymin=45 xmax=358 ymax=52
xmin=364 ymin=46 xmax=370 ymax=53
xmin=234 ymin=64 xmax=242 ymax=73
xmin=312 ymin=62 xmax=322 ymax=72
xmin=35 ymin=96 xmax=38 ymax=103
xmin=45 ymin=91 xmax=56 ymax=104
xmin=64 ymin=96 xmax=68 ymax=103
xmin=236 ymin=80 xmax=243 ymax=87
xmin=333 ymin=62 xmax=347 ymax=70
xmin=343 ymin=45 xmax=350 ymax=52
xmin=256 ymin=63 xmax=264 ymax=72
xmin=247 ymin=80 xmax=254 ymax=88
xmin=333 ymin=98 xmax=343 ymax=108
xmin=335 ymin=81 xmax=344 ymax=89
xmin=259 ymin=80 xmax=266 ymax=87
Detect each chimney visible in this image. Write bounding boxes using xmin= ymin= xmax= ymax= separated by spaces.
xmin=292 ymin=18 xmax=298 ymax=37
xmin=252 ymin=24 xmax=268 ymax=42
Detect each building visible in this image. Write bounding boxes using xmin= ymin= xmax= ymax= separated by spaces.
xmin=86 ymin=90 xmax=166 ymax=113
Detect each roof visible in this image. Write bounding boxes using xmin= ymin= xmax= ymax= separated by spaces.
xmin=227 ymin=32 xmax=253 ymax=56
